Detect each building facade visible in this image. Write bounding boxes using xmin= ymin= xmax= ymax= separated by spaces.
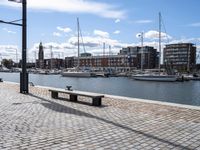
xmin=163 ymin=43 xmax=196 ymax=72
xmin=36 ymin=42 xmax=65 ymax=69
xmin=44 ymin=58 xmax=64 ymax=69
xmin=65 ymin=46 xmax=159 ymax=71
xmin=119 ymin=46 xmax=158 ymax=69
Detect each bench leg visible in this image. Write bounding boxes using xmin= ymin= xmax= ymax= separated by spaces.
xmin=70 ymin=95 xmax=77 ymax=101
xmin=51 ymin=91 xmax=58 ymax=99
xmin=92 ymin=97 xmax=101 ymax=106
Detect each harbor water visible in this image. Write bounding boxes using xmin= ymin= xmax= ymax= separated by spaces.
xmin=0 ymin=72 xmax=200 ymax=106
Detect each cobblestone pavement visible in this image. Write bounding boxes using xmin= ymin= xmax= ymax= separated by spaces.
xmin=0 ymin=82 xmax=200 ymax=150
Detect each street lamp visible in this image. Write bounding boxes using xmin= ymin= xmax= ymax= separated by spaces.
xmin=8 ymin=0 xmax=28 ymax=94
xmin=138 ymin=32 xmax=144 ymax=71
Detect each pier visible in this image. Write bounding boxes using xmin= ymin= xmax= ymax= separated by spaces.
xmin=0 ymin=82 xmax=200 ymax=149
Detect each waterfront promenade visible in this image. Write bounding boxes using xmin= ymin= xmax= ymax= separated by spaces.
xmin=0 ymin=82 xmax=200 ymax=150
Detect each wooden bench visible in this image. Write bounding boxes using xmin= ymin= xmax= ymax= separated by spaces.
xmin=49 ymin=89 xmax=104 ymax=106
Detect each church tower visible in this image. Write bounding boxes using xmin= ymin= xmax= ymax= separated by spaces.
xmin=38 ymin=42 xmax=44 ymax=60
xmin=38 ymin=42 xmax=44 ymax=68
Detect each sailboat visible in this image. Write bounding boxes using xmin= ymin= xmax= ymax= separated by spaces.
xmin=61 ymin=18 xmax=94 ymax=77
xmin=132 ymin=12 xmax=177 ymax=82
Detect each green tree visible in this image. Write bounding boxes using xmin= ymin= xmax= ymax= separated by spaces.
xmin=2 ymin=59 xmax=14 ymax=69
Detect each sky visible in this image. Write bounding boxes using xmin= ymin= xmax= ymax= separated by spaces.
xmin=0 ymin=0 xmax=200 ymax=63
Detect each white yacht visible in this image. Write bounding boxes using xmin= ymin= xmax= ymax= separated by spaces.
xmin=132 ymin=74 xmax=177 ymax=82
xmin=61 ymin=68 xmax=93 ymax=77
xmin=132 ymin=13 xmax=177 ymax=82
xmin=61 ymin=18 xmax=94 ymax=78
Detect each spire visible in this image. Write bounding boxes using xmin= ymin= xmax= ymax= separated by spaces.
xmin=39 ymin=41 xmax=42 ymax=47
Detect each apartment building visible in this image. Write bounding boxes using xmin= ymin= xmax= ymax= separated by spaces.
xmin=163 ymin=43 xmax=196 ymax=72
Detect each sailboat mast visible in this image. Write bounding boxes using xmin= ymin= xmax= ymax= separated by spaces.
xmin=77 ymin=18 xmax=80 ymax=70
xmin=159 ymin=12 xmax=161 ymax=74
xmin=141 ymin=32 xmax=144 ymax=71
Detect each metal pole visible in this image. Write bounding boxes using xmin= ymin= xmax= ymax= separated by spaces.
xmin=187 ymin=44 xmax=190 ymax=72
xmin=50 ymin=45 xmax=53 ymax=70
xmin=141 ymin=32 xmax=143 ymax=71
xmin=34 ymin=51 xmax=37 ymax=68
xmin=77 ymin=18 xmax=80 ymax=71
xmin=20 ymin=0 xmax=28 ymax=94
xmin=159 ymin=12 xmax=161 ymax=75
xmin=16 ymin=48 xmax=18 ymax=63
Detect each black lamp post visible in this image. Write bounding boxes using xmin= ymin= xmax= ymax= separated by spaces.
xmin=6 ymin=0 xmax=28 ymax=93
xmin=21 ymin=0 xmax=28 ymax=94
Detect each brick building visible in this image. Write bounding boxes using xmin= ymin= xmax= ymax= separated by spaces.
xmin=65 ymin=46 xmax=159 ymax=71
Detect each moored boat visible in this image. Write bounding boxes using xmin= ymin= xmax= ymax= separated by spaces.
xmin=132 ymin=13 xmax=178 ymax=82
xmin=61 ymin=71 xmax=93 ymax=77
xmin=132 ymin=74 xmax=177 ymax=82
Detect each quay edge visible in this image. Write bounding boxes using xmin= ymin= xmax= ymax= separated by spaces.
xmin=3 ymin=81 xmax=200 ymax=111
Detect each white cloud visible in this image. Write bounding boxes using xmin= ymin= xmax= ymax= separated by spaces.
xmin=115 ymin=19 xmax=120 ymax=23
xmin=0 ymin=45 xmax=20 ymax=62
xmin=113 ymin=30 xmax=120 ymax=34
xmin=57 ymin=26 xmax=72 ymax=33
xmin=169 ymin=38 xmax=200 ymax=45
xmin=143 ymin=30 xmax=172 ymax=40
xmin=0 ymin=45 xmax=18 ymax=50
xmin=135 ymin=20 xmax=153 ymax=24
xmin=53 ymin=32 xmax=62 ymax=37
xmin=27 ymin=33 xmax=129 ymax=60
xmin=94 ymin=30 xmax=109 ymax=38
xmin=188 ymin=22 xmax=200 ymax=27
xmin=2 ymin=28 xmax=16 ymax=34
xmin=1 ymin=0 xmax=126 ymax=19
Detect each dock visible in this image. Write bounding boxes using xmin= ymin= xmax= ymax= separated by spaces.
xmin=0 ymin=82 xmax=200 ymax=149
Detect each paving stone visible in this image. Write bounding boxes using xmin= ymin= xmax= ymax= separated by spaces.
xmin=0 ymin=82 xmax=199 ymax=150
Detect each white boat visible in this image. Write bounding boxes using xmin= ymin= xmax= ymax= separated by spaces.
xmin=61 ymin=18 xmax=93 ymax=78
xmin=132 ymin=74 xmax=177 ymax=82
xmin=61 ymin=71 xmax=92 ymax=77
xmin=132 ymin=13 xmax=178 ymax=82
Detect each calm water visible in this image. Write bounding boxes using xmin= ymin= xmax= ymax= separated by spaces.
xmin=0 ymin=72 xmax=200 ymax=106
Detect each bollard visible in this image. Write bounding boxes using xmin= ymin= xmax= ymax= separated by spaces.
xmin=66 ymin=86 xmax=72 ymax=91
xmin=29 ymin=82 xmax=34 ymax=86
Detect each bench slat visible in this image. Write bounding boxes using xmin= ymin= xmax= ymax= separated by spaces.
xmin=49 ymin=89 xmax=104 ymax=98
xmin=49 ymin=88 xmax=104 ymax=106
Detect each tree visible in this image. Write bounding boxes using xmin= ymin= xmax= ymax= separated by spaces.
xmin=1 ymin=59 xmax=14 ymax=69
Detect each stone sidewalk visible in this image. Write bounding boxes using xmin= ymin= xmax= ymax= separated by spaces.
xmin=0 ymin=82 xmax=200 ymax=150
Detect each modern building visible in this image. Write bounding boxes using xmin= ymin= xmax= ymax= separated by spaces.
xmin=119 ymin=46 xmax=139 ymax=55
xmin=163 ymin=43 xmax=196 ymax=72
xmin=137 ymin=46 xmax=159 ymax=69
xmin=80 ymin=53 xmax=92 ymax=57
xmin=119 ymin=46 xmax=158 ymax=69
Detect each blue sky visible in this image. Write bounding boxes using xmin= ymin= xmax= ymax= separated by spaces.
xmin=0 ymin=0 xmax=200 ymax=63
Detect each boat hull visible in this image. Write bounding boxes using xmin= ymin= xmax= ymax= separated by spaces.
xmin=61 ymin=72 xmax=93 ymax=77
xmin=132 ymin=75 xmax=177 ymax=82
